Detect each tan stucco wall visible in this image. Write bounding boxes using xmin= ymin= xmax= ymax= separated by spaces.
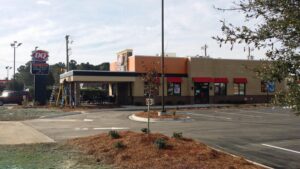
xmin=187 ymin=57 xmax=282 ymax=95
xmin=132 ymin=77 xmax=189 ymax=97
xmin=132 ymin=56 xmax=188 ymax=74
xmin=128 ymin=56 xmax=136 ymax=72
xmin=109 ymin=62 xmax=118 ymax=71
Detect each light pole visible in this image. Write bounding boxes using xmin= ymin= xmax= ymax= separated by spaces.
xmin=161 ymin=0 xmax=165 ymax=112
xmin=5 ymin=66 xmax=12 ymax=80
xmin=10 ymin=41 xmax=22 ymax=80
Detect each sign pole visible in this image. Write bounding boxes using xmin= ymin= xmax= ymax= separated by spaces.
xmin=30 ymin=49 xmax=50 ymax=105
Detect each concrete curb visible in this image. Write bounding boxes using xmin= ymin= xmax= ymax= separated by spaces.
xmin=209 ymin=146 xmax=273 ymax=169
xmin=129 ymin=114 xmax=192 ymax=123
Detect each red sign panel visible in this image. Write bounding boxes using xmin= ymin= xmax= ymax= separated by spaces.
xmin=31 ymin=50 xmax=49 ymax=62
xmin=192 ymin=77 xmax=214 ymax=83
xmin=167 ymin=77 xmax=182 ymax=83
xmin=233 ymin=78 xmax=248 ymax=83
xmin=214 ymin=78 xmax=228 ymax=83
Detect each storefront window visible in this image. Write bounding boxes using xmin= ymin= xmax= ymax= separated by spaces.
xmin=234 ymin=83 xmax=246 ymax=96
xmin=167 ymin=82 xmax=181 ymax=96
xmin=214 ymin=83 xmax=227 ymax=96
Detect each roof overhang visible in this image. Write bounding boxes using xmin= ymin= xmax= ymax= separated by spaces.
xmin=60 ymin=70 xmax=187 ymax=83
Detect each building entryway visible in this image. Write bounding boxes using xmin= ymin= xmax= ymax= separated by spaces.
xmin=194 ymin=82 xmax=209 ymax=104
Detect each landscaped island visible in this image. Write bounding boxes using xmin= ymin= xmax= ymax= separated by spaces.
xmin=68 ymin=131 xmax=264 ymax=169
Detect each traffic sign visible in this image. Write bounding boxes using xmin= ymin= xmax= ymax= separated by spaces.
xmin=146 ymin=98 xmax=154 ymax=106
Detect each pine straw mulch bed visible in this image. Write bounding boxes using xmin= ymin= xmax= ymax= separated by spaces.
xmin=134 ymin=111 xmax=188 ymax=119
xmin=68 ymin=131 xmax=264 ymax=169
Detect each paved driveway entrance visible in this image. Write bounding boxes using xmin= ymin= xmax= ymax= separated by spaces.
xmin=0 ymin=122 xmax=54 ymax=145
xmin=19 ymin=107 xmax=300 ymax=168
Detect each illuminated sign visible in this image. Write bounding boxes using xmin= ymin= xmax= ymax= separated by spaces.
xmin=31 ymin=50 xmax=49 ymax=62
xmin=30 ymin=50 xmax=50 ymax=75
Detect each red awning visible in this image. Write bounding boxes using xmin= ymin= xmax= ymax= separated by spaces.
xmin=167 ymin=77 xmax=182 ymax=83
xmin=192 ymin=77 xmax=214 ymax=83
xmin=214 ymin=78 xmax=228 ymax=83
xmin=233 ymin=78 xmax=248 ymax=83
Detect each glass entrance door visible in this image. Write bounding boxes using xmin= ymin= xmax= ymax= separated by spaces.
xmin=194 ymin=82 xmax=209 ymax=104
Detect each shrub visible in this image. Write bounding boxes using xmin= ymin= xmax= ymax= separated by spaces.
xmin=114 ymin=141 xmax=125 ymax=149
xmin=177 ymin=101 xmax=185 ymax=105
xmin=141 ymin=128 xmax=149 ymax=134
xmin=108 ymin=130 xmax=120 ymax=139
xmin=166 ymin=101 xmax=173 ymax=105
xmin=134 ymin=102 xmax=143 ymax=106
xmin=154 ymin=138 xmax=167 ymax=149
xmin=172 ymin=132 xmax=183 ymax=139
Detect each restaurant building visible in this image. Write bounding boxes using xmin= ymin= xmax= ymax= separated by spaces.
xmin=60 ymin=49 xmax=283 ymax=105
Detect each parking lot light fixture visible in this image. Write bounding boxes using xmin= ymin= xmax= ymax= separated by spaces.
xmin=10 ymin=41 xmax=22 ymax=80
xmin=5 ymin=66 xmax=12 ymax=80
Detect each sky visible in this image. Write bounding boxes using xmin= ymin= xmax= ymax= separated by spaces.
xmin=0 ymin=0 xmax=267 ymax=79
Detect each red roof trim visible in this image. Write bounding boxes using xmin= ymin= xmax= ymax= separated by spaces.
xmin=167 ymin=77 xmax=182 ymax=83
xmin=192 ymin=77 xmax=214 ymax=83
xmin=214 ymin=78 xmax=228 ymax=83
xmin=234 ymin=78 xmax=248 ymax=83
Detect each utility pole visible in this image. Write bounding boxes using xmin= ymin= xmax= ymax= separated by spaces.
xmin=161 ymin=0 xmax=165 ymax=112
xmin=246 ymin=47 xmax=254 ymax=60
xmin=201 ymin=44 xmax=208 ymax=57
xmin=65 ymin=35 xmax=70 ymax=72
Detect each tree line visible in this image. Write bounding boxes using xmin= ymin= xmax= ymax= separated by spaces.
xmin=3 ymin=60 xmax=109 ymax=91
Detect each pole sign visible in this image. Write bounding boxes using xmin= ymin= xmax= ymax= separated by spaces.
xmin=30 ymin=50 xmax=49 ymax=75
xmin=146 ymin=98 xmax=154 ymax=106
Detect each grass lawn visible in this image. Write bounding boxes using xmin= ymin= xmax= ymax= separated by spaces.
xmin=0 ymin=107 xmax=73 ymax=121
xmin=0 ymin=143 xmax=111 ymax=169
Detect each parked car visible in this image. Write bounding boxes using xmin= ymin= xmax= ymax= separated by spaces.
xmin=0 ymin=90 xmax=30 ymax=106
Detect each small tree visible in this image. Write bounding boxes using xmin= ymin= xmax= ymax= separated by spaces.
xmin=140 ymin=62 xmax=160 ymax=134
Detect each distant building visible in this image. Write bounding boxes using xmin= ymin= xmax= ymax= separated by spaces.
xmin=60 ymin=49 xmax=283 ymax=105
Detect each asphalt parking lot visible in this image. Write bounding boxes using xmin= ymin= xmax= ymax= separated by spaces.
xmin=22 ymin=106 xmax=300 ymax=169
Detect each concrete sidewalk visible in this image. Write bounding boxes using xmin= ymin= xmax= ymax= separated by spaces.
xmin=0 ymin=122 xmax=54 ymax=145
xmin=98 ymin=103 xmax=268 ymax=112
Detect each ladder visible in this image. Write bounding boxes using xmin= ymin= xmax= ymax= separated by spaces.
xmin=49 ymin=85 xmax=58 ymax=106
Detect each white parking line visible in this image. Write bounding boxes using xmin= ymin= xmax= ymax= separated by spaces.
xmin=262 ymin=144 xmax=300 ymax=154
xmin=75 ymin=127 xmax=89 ymax=131
xmin=93 ymin=127 xmax=129 ymax=130
xmin=214 ymin=111 xmax=262 ymax=118
xmin=191 ymin=113 xmax=231 ymax=120
xmin=240 ymin=110 xmax=289 ymax=116
xmin=38 ymin=119 xmax=78 ymax=122
xmin=83 ymin=119 xmax=94 ymax=122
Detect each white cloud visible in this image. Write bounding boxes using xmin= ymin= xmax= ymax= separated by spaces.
xmin=36 ymin=0 xmax=51 ymax=6
xmin=0 ymin=0 xmax=267 ymax=79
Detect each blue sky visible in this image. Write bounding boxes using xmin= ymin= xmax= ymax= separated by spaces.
xmin=0 ymin=0 xmax=266 ymax=79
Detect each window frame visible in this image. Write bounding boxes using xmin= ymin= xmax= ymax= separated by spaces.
xmin=214 ymin=83 xmax=227 ymax=96
xmin=234 ymin=83 xmax=246 ymax=96
xmin=167 ymin=82 xmax=181 ymax=96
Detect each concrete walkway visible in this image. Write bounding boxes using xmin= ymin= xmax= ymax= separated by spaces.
xmin=0 ymin=121 xmax=54 ymax=145
xmin=95 ymin=103 xmax=268 ymax=112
